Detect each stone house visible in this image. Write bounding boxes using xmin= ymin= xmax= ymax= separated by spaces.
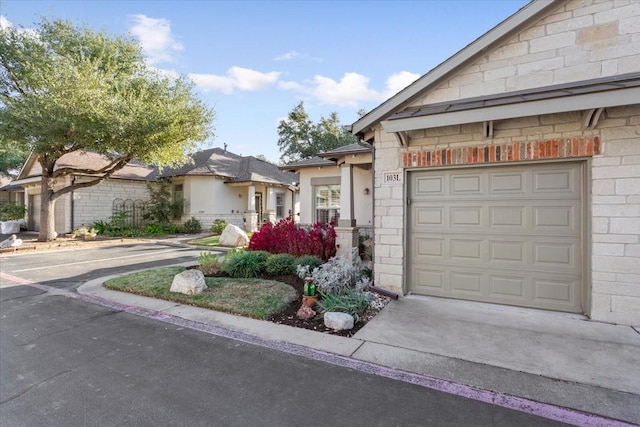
xmin=159 ymin=147 xmax=299 ymax=232
xmin=11 ymin=151 xmax=157 ymax=234
xmin=280 ymin=143 xmax=373 ymax=258
xmin=351 ymin=0 xmax=640 ymax=326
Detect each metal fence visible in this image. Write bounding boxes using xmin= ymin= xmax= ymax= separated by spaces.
xmin=112 ymin=198 xmax=147 ymax=228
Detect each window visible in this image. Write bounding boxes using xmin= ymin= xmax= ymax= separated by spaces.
xmin=173 ymin=184 xmax=184 ymax=218
xmin=314 ymin=184 xmax=340 ymax=225
xmin=276 ymin=192 xmax=285 ymax=219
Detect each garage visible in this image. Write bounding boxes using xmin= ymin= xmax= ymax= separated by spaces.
xmin=408 ymin=161 xmax=584 ymax=313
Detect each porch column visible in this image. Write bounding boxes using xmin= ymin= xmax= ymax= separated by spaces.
xmin=244 ymin=185 xmax=258 ymax=232
xmin=266 ymin=187 xmax=276 ymax=223
xmin=336 ymin=164 xmax=358 ymax=260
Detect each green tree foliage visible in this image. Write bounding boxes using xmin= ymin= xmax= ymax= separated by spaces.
xmin=0 ymin=136 xmax=28 ymax=176
xmin=277 ymin=101 xmax=357 ymax=164
xmin=0 ymin=19 xmax=214 ymax=241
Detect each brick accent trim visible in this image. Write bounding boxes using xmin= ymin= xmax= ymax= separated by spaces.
xmin=401 ymin=137 xmax=600 ymax=168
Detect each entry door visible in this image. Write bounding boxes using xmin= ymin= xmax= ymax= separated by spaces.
xmin=255 ymin=192 xmax=263 ymax=222
xmin=408 ymin=162 xmax=584 ymax=313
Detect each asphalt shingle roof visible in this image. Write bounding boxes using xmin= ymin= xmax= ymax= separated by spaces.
xmin=160 ymin=147 xmax=298 ymax=187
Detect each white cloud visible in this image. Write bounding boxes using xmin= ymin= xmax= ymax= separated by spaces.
xmin=189 ymin=66 xmax=281 ymax=94
xmin=279 ymin=70 xmax=422 ymax=108
xmin=384 ymin=71 xmax=421 ymax=98
xmin=128 ymin=14 xmax=183 ymax=65
xmin=274 ymin=50 xmax=303 ymax=61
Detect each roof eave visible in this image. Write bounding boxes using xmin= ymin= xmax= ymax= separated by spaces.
xmin=382 ymin=86 xmax=640 ymax=133
xmin=352 ymin=0 xmax=561 ymax=137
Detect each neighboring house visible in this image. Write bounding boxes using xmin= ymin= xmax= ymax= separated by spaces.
xmin=159 ymin=147 xmax=299 ymax=231
xmin=11 ymin=151 xmax=157 ymax=234
xmin=280 ymin=143 xmax=373 ymax=258
xmin=0 ymin=174 xmax=25 ymax=206
xmin=351 ymin=0 xmax=640 ymax=326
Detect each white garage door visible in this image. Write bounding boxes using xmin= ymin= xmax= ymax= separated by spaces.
xmin=408 ymin=162 xmax=584 ymax=313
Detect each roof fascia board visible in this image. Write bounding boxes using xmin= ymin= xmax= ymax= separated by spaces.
xmin=10 ymin=176 xmax=41 ymax=186
xmin=381 ymin=87 xmax=640 ymax=133
xmin=352 ymin=0 xmax=561 ymax=136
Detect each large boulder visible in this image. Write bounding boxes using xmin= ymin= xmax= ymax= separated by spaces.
xmin=324 ymin=312 xmax=354 ymax=331
xmin=170 ymin=269 xmax=207 ymax=295
xmin=218 ymin=224 xmax=249 ymax=247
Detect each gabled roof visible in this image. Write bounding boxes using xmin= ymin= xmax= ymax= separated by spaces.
xmin=318 ymin=142 xmax=372 ymax=160
xmin=351 ymin=0 xmax=559 ymax=137
xmin=15 ymin=150 xmax=158 ymax=183
xmin=383 ymin=72 xmax=640 ymax=133
xmin=278 ymin=143 xmax=373 ymax=172
xmin=161 ymin=147 xmax=298 ymax=188
xmin=279 ymin=156 xmax=337 ymax=172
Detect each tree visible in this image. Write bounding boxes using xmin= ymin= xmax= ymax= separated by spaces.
xmin=0 ymin=135 xmax=29 ymax=177
xmin=0 ymin=19 xmax=214 ymax=241
xmin=277 ymin=101 xmax=356 ymax=164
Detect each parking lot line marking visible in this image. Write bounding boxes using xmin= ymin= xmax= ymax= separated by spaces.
xmin=11 ymin=248 xmax=192 ymax=273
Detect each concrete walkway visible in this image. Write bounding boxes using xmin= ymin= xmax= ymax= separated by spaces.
xmin=77 ymin=271 xmax=640 ymax=426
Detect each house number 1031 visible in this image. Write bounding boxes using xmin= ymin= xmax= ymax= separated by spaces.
xmin=383 ymin=171 xmax=403 ymax=184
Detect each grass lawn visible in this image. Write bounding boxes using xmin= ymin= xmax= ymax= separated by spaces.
xmin=103 ymin=266 xmax=297 ymax=319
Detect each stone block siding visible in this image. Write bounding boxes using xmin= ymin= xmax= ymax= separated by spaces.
xmin=73 ymin=179 xmax=150 ymax=228
xmin=591 ymin=105 xmax=640 ymax=325
xmin=373 ymin=105 xmax=640 ymax=325
xmin=413 ymin=0 xmax=640 ymax=107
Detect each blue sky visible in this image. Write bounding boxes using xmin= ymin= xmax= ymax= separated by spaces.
xmin=1 ymin=0 xmax=529 ymax=163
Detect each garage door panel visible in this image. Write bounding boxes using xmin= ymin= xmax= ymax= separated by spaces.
xmin=490 ymin=275 xmax=526 ymax=298
xmin=409 ymin=162 xmax=584 ymax=313
xmin=415 ymin=237 xmax=445 ymax=257
xmin=450 ymin=239 xmax=483 ymax=260
xmin=490 ymin=206 xmax=525 ymax=227
xmin=412 ymin=268 xmax=445 ymax=291
xmin=414 ymin=207 xmax=444 ymax=227
xmin=451 ymin=174 xmax=483 ymax=194
xmin=450 ymin=206 xmax=483 ymax=226
xmin=415 ymin=175 xmax=445 ymax=196
xmin=489 ymin=171 xmax=526 ymax=194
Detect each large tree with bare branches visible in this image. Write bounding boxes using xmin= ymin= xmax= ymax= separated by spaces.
xmin=0 ymin=19 xmax=214 ymax=241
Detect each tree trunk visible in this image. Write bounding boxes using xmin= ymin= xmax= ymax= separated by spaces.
xmin=38 ymin=175 xmax=57 ymax=242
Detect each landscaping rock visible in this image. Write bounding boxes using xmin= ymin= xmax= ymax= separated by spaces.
xmin=170 ymin=269 xmax=207 ymax=295
xmin=219 ymin=224 xmax=249 ymax=247
xmin=324 ymin=312 xmax=354 ymax=331
xmin=296 ymin=305 xmax=316 ymax=320
xmin=0 ymin=234 xmax=22 ymax=249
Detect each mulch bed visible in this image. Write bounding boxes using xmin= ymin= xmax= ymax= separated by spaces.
xmin=196 ymin=267 xmax=366 ymax=337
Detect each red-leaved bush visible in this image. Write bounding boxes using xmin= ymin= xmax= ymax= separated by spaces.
xmin=248 ymin=217 xmax=336 ymax=261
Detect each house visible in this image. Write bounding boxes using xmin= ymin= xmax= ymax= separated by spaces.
xmin=351 ymin=0 xmax=640 ymax=326
xmin=11 ymin=151 xmax=157 ymax=234
xmin=159 ymin=147 xmax=299 ymax=231
xmin=280 ymin=143 xmax=373 ymax=258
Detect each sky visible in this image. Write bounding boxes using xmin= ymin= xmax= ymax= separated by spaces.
xmin=1 ymin=0 xmax=529 ymax=164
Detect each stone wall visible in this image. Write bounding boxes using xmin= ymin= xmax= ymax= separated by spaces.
xmin=412 ymin=0 xmax=640 ymax=107
xmin=373 ymin=105 xmax=640 ymax=324
xmin=73 ymin=179 xmax=150 ymax=228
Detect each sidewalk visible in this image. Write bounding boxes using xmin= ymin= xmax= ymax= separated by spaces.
xmin=78 ymin=271 xmax=640 ymax=426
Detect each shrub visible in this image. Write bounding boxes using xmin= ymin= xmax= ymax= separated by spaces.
xmin=248 ymin=217 xmax=336 ymax=260
xmin=144 ymin=180 xmax=183 ymax=225
xmin=295 ymin=255 xmax=323 ymax=271
xmin=0 ymin=201 xmax=27 ymax=221
xmin=198 ymin=251 xmax=223 ymax=275
xmin=299 ymin=248 xmax=372 ymax=295
xmin=144 ymin=223 xmax=164 ymax=235
xmin=265 ymin=253 xmax=297 ymax=276
xmin=211 ymin=219 xmax=227 ymax=235
xmin=316 ymin=289 xmax=372 ymax=322
xmin=182 ymin=216 xmax=202 ymax=234
xmin=223 ymin=249 xmax=266 ymax=278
